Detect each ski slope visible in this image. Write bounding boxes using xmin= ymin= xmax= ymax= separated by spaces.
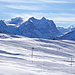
xmin=0 ymin=33 xmax=75 ymax=75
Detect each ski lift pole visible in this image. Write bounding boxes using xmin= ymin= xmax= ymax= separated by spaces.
xmin=71 ymin=57 xmax=73 ymax=66
xmin=32 ymin=47 xmax=34 ymax=58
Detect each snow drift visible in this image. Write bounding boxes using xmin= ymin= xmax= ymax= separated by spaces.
xmin=0 ymin=33 xmax=75 ymax=75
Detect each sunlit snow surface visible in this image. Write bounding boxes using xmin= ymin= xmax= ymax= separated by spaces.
xmin=0 ymin=33 xmax=75 ymax=75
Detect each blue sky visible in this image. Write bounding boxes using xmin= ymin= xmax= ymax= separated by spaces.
xmin=0 ymin=0 xmax=75 ymax=27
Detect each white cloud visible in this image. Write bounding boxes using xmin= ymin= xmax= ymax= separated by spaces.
xmin=0 ymin=0 xmax=27 ymax=3
xmin=70 ymin=8 xmax=75 ymax=11
xmin=5 ymin=12 xmax=75 ymax=22
xmin=0 ymin=0 xmax=42 ymax=3
xmin=6 ymin=5 xmax=41 ymax=10
xmin=49 ymin=13 xmax=75 ymax=19
xmin=4 ymin=12 xmax=75 ymax=27
xmin=0 ymin=0 xmax=74 ymax=3
xmin=0 ymin=0 xmax=21 ymax=3
xmin=52 ymin=17 xmax=75 ymax=21
xmin=40 ymin=0 xmax=75 ymax=3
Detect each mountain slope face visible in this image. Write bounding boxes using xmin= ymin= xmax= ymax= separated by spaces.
xmin=57 ymin=25 xmax=75 ymax=34
xmin=0 ymin=20 xmax=7 ymax=33
xmin=18 ymin=17 xmax=60 ymax=39
xmin=0 ymin=20 xmax=19 ymax=34
xmin=56 ymin=30 xmax=75 ymax=40
xmin=5 ymin=25 xmax=19 ymax=34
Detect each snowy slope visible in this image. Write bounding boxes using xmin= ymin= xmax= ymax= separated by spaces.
xmin=57 ymin=25 xmax=75 ymax=34
xmin=55 ymin=30 xmax=75 ymax=40
xmin=0 ymin=33 xmax=75 ymax=75
xmin=19 ymin=17 xmax=60 ymax=39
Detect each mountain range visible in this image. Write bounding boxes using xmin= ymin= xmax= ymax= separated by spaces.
xmin=56 ymin=25 xmax=75 ymax=40
xmin=0 ymin=17 xmax=75 ymax=40
xmin=57 ymin=25 xmax=75 ymax=34
xmin=0 ymin=17 xmax=60 ymax=39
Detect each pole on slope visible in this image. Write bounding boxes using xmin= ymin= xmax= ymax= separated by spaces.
xmin=71 ymin=57 xmax=74 ymax=66
xmin=32 ymin=47 xmax=34 ymax=58
xmin=31 ymin=47 xmax=34 ymax=63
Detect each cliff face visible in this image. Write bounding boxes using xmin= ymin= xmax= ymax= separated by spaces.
xmin=18 ymin=17 xmax=60 ymax=39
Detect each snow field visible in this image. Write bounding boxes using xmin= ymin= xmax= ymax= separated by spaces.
xmin=0 ymin=34 xmax=75 ymax=75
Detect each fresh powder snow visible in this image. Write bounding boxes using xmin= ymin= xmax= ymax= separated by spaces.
xmin=0 ymin=33 xmax=75 ymax=75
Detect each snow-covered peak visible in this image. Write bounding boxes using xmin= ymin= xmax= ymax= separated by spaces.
xmin=29 ymin=17 xmax=35 ymax=19
xmin=0 ymin=20 xmax=7 ymax=33
xmin=0 ymin=20 xmax=3 ymax=22
xmin=28 ymin=17 xmax=37 ymax=21
xmin=57 ymin=25 xmax=75 ymax=34
xmin=5 ymin=17 xmax=25 ymax=26
xmin=68 ymin=25 xmax=74 ymax=29
xmin=29 ymin=17 xmax=47 ymax=22
xmin=41 ymin=17 xmax=46 ymax=21
xmin=19 ymin=17 xmax=60 ymax=39
xmin=0 ymin=17 xmax=60 ymax=39
xmin=0 ymin=20 xmax=7 ymax=27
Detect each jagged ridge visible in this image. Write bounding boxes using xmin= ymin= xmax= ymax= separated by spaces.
xmin=0 ymin=17 xmax=60 ymax=39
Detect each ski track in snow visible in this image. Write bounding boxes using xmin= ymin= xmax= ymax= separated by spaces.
xmin=0 ymin=34 xmax=75 ymax=75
